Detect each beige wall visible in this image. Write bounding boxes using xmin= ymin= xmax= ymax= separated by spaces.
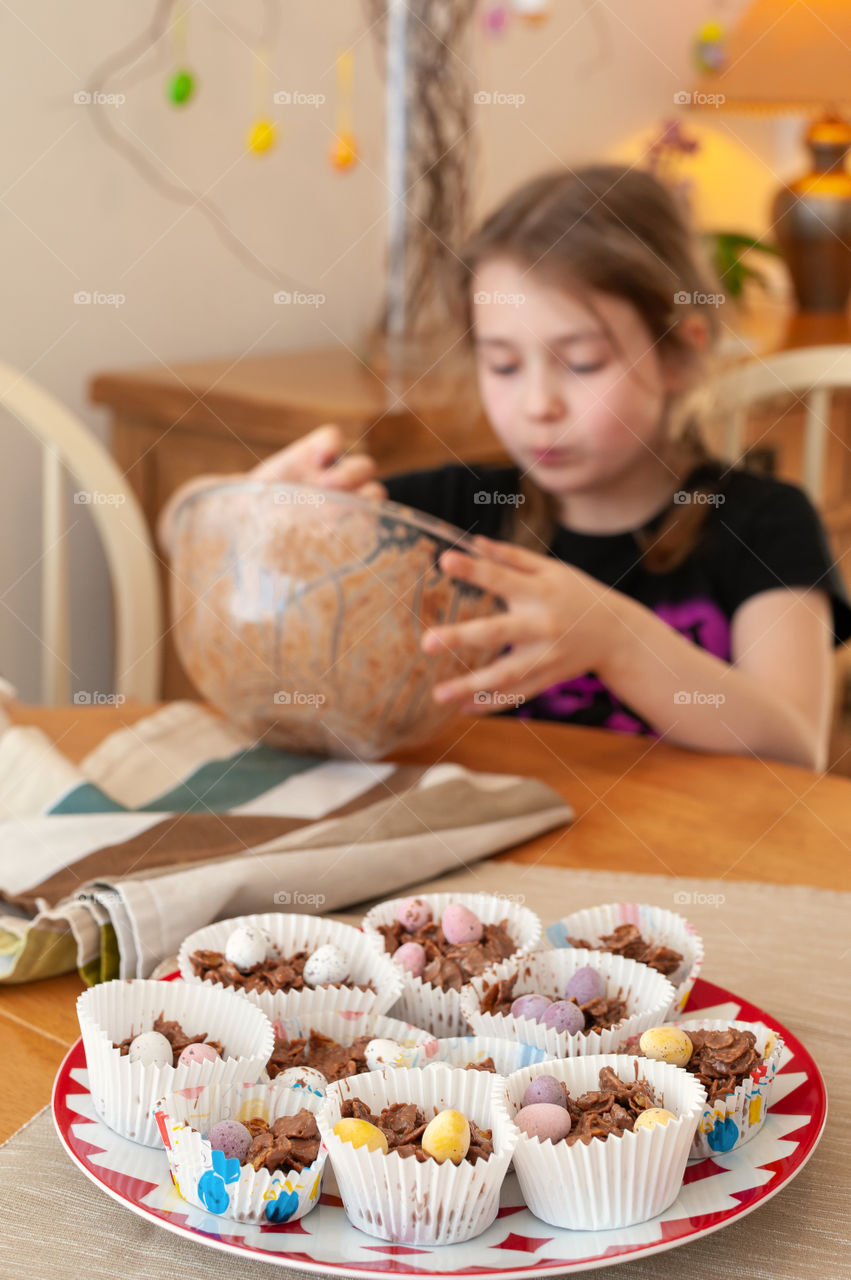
xmin=0 ymin=0 xmax=799 ymax=700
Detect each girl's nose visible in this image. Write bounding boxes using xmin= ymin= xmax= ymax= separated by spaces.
xmin=523 ymin=367 xmax=565 ymax=422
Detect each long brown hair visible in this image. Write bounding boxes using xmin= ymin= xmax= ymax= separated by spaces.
xmin=457 ymin=165 xmax=724 ymax=571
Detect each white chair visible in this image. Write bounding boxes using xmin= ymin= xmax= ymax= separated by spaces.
xmin=712 ymin=343 xmax=851 ymax=505
xmin=0 ymin=362 xmax=162 ymax=704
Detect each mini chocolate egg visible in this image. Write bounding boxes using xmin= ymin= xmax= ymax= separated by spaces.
xmin=178 ymin=1042 xmax=221 ymax=1068
xmin=540 ymin=1000 xmax=585 ymax=1036
xmin=515 ymin=1102 xmax=572 ymax=1143
xmin=441 ymin=903 xmax=484 ymax=946
xmin=208 ymin=1119 xmax=252 ymax=1161
xmin=364 ymin=1038 xmax=410 ymax=1071
xmin=333 ymin=1117 xmax=389 ymax=1153
xmin=303 ymin=942 xmax=349 ymax=987
xmin=564 ymin=964 xmax=605 ymax=1005
xmin=634 ymin=1107 xmax=677 ymax=1132
xmin=522 ymin=1074 xmax=567 ymax=1109
xmin=639 ymin=1026 xmax=693 ymax=1068
xmin=396 ymin=897 xmax=432 ymax=932
xmin=225 ymin=924 xmax=272 ymax=973
xmin=128 ymin=1030 xmax=173 ymax=1069
xmin=276 ymin=1066 xmax=327 ymax=1096
xmin=421 ymin=1108 xmax=471 ymax=1164
xmin=510 ymin=993 xmax=551 ymax=1023
xmin=393 ymin=941 xmax=427 ymax=978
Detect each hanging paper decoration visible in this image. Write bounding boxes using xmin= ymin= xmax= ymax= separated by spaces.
xmin=510 ymin=0 xmax=550 ymax=23
xmin=329 ymin=49 xmax=359 ymax=171
xmin=166 ymin=2 xmax=196 ymax=106
xmin=246 ymin=37 xmax=277 ymax=155
xmin=482 ymin=4 xmax=510 ymax=36
xmin=247 ymin=118 xmax=277 ymax=153
xmin=693 ymin=19 xmax=726 ymax=73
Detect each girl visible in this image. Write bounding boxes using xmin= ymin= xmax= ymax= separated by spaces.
xmin=161 ymin=166 xmax=851 ymax=770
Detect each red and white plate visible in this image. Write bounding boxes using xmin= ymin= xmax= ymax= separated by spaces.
xmin=52 ymin=978 xmax=826 ymax=1278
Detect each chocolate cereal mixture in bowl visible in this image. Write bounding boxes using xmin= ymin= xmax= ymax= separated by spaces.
xmin=169 ymin=481 xmax=505 ymax=759
xmin=266 ymin=1010 xmax=439 ymax=1086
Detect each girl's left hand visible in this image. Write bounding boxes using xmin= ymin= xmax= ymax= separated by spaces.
xmin=423 ymin=535 xmax=619 ymax=714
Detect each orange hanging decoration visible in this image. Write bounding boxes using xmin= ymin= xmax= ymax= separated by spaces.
xmin=330 ymin=49 xmax=358 ymax=171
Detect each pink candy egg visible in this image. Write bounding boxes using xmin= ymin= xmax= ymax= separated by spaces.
xmin=515 ymin=1102 xmax=572 ymax=1143
xmin=394 ymin=940 xmax=427 ymax=978
xmin=396 ymin=897 xmax=433 ymax=932
xmin=178 ymin=1042 xmax=221 ymax=1068
xmin=208 ymin=1119 xmax=252 ymax=1161
xmin=441 ymin=903 xmax=484 ymax=946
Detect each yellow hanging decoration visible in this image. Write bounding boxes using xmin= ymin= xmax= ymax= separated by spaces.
xmin=330 ymin=49 xmax=358 ymax=171
xmin=247 ymin=40 xmax=277 ymax=155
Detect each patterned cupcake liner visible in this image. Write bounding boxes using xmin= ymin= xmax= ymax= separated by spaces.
xmin=361 ymin=892 xmax=543 ymax=1037
xmin=153 ymin=1077 xmax=327 ymax=1224
xmin=459 ymin=948 xmax=676 ymax=1057
xmin=430 ymin=1036 xmax=549 ymax=1076
xmin=177 ymin=912 xmax=403 ymax=1021
xmin=546 ymin=902 xmax=705 ymax=1013
xmin=492 ymin=1053 xmax=707 ymax=1230
xmin=315 ymin=1063 xmax=518 ymax=1246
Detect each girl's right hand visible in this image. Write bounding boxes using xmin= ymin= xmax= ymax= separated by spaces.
xmin=249 ymin=423 xmax=387 ymax=501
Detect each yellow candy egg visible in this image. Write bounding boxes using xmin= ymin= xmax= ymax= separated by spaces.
xmin=421 ymin=1108 xmax=471 ymax=1165
xmin=634 ymin=1107 xmax=677 ymax=1132
xmin=332 ymin=1117 xmax=388 ymax=1154
xmin=639 ymin=1026 xmax=693 ymax=1068
xmin=247 ymin=119 xmax=277 ymax=154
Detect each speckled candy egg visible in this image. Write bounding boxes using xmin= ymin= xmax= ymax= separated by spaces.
xmin=510 ymin=994 xmax=551 ymax=1023
xmin=303 ymin=943 xmax=349 ymax=987
xmin=421 ymin=1108 xmax=471 ymax=1164
xmin=522 ymin=1074 xmax=566 ymax=1109
xmin=639 ymin=1026 xmax=694 ymax=1068
xmin=393 ymin=941 xmax=427 ymax=978
xmin=441 ymin=904 xmax=484 ymax=946
xmin=225 ymin=925 xmax=272 ymax=973
xmin=333 ymin=1117 xmax=389 ymax=1153
xmin=634 ymin=1107 xmax=677 ymax=1132
xmin=515 ymin=1102 xmax=572 ymax=1143
xmin=178 ymin=1042 xmax=221 ymax=1068
xmin=396 ymin=897 xmax=432 ymax=932
xmin=564 ymin=965 xmax=606 ymax=1005
xmin=127 ymin=1030 xmax=173 ymax=1069
xmin=540 ymin=1000 xmax=586 ymax=1036
xmin=275 ymin=1066 xmax=328 ymax=1096
xmin=208 ymin=1119 xmax=252 ymax=1161
xmin=364 ymin=1038 xmax=410 ymax=1071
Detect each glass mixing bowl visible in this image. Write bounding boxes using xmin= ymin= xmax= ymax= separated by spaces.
xmin=170 ymin=480 xmax=505 ymax=759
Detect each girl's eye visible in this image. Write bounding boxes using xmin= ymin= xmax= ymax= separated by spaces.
xmin=488 ymin=365 xmax=518 ymax=376
xmin=568 ymin=361 xmax=606 ymax=374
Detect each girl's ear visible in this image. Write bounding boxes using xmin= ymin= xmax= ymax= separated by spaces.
xmin=661 ymin=314 xmax=710 ymax=393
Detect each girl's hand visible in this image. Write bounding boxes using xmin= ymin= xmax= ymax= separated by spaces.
xmin=423 ymin=535 xmax=620 ymax=713
xmin=250 ymin=423 xmax=387 ymax=501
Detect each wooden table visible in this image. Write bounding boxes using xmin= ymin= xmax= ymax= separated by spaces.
xmin=3 ymin=701 xmax=850 ymax=1144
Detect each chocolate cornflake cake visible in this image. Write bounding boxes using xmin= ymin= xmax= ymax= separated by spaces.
xmin=340 ymin=1098 xmax=494 ymax=1164
xmin=560 ymin=1066 xmax=661 ymax=1145
xmin=267 ymin=1030 xmax=373 ymax=1083
xmin=377 ymin=917 xmax=516 ymax=992
xmin=189 ymin=947 xmax=373 ymax=997
xmin=242 ymin=1110 xmax=321 ymax=1174
xmin=464 ymin=1057 xmax=497 ymax=1073
xmin=567 ymin=923 xmax=683 ymax=978
xmin=479 ymin=973 xmax=628 ymax=1035
xmin=682 ymin=1027 xmax=762 ymax=1104
xmin=113 ymin=1013 xmax=224 ymax=1067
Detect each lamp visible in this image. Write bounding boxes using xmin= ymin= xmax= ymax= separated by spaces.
xmin=689 ymin=0 xmax=851 ymax=313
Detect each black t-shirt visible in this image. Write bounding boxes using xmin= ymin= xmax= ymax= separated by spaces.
xmin=383 ymin=460 xmax=851 ymax=734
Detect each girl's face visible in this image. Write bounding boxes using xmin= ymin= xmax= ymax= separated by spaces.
xmin=472 ymin=257 xmax=678 ymax=496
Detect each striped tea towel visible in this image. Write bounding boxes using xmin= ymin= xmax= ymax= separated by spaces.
xmin=0 ymin=702 xmax=573 ymax=985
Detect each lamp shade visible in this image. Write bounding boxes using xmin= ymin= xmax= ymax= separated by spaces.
xmin=691 ymin=0 xmax=851 ymax=113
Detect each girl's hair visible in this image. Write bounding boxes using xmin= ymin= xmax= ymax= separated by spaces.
xmin=458 ymin=165 xmax=724 ymax=571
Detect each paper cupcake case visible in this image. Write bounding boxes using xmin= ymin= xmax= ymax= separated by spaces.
xmin=316 ymin=1063 xmax=518 ymax=1246
xmin=177 ymin=912 xmax=404 ymax=1021
xmin=360 ymin=892 xmax=544 ymax=1037
xmin=267 ymin=1009 xmax=441 ymax=1078
xmin=77 ymin=978 xmax=274 ymax=1147
xmin=460 ymin=948 xmax=676 ymax=1058
xmin=492 ymin=1053 xmax=707 ymax=1231
xmin=431 ymin=1036 xmax=549 ymax=1076
xmin=674 ymin=1018 xmax=785 ymax=1159
xmin=154 ymin=1077 xmax=328 ymax=1225
xmin=546 ymin=902 xmax=705 ymax=1012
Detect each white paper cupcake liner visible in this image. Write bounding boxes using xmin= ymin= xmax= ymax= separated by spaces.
xmin=266 ymin=1009 xmax=441 ymax=1081
xmin=430 ymin=1036 xmax=550 ymax=1076
xmin=316 ymin=1063 xmax=518 ymax=1245
xmin=547 ymin=902 xmax=705 ymax=1013
xmin=361 ymin=892 xmax=543 ymax=1037
xmin=492 ymin=1053 xmax=706 ymax=1230
xmin=177 ymin=913 xmax=404 ymax=1021
xmin=674 ymin=1019 xmax=784 ymax=1159
xmin=459 ymin=949 xmax=676 ymax=1057
xmin=154 ymin=1077 xmax=328 ymax=1224
xmin=77 ymin=978 xmax=274 ymax=1147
